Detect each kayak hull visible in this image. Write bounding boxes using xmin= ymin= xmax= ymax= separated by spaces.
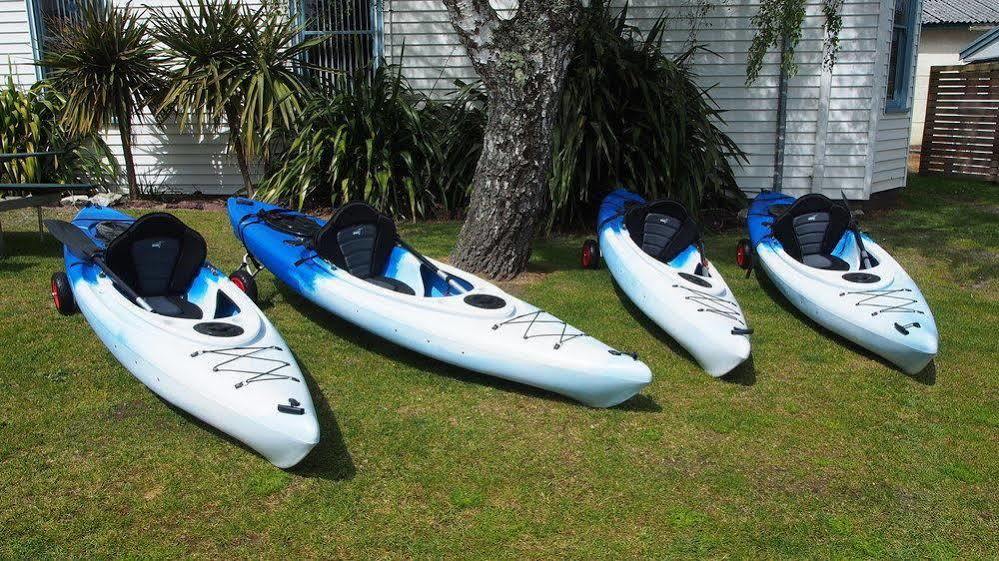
xmin=228 ymin=198 xmax=652 ymax=408
xmin=598 ymin=189 xmax=751 ymax=376
xmin=64 ymin=206 xmax=319 ymax=468
xmin=747 ymin=192 xmax=938 ymax=374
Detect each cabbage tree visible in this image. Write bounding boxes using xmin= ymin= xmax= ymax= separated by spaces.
xmin=153 ymin=0 xmax=325 ymax=196
xmin=40 ymin=0 xmax=163 ymax=198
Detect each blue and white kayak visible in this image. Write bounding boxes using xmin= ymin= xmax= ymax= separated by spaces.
xmin=53 ymin=206 xmax=319 ymax=468
xmin=743 ymin=191 xmax=938 ymax=373
xmin=227 ymin=198 xmax=652 ymax=408
xmin=595 ymin=189 xmax=752 ymax=376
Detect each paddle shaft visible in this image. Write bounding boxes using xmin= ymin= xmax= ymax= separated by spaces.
xmin=839 ymin=192 xmax=873 ymax=270
xmin=396 ymin=238 xmax=466 ymax=294
xmin=91 ymin=256 xmax=155 ymax=312
xmin=44 ymin=219 xmax=154 ymax=312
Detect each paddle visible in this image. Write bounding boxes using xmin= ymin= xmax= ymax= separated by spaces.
xmin=44 ymin=219 xmax=155 ymax=312
xmin=839 ymin=192 xmax=873 ymax=270
xmin=395 ymin=237 xmax=467 ymax=295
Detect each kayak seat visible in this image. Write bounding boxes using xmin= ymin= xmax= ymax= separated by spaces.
xmin=624 ymin=199 xmax=700 ymax=264
xmin=771 ymin=194 xmax=851 ymax=271
xmin=313 ymin=202 xmax=416 ymax=294
xmin=104 ymin=213 xmax=207 ymax=318
xmin=367 ymin=275 xmax=417 ymax=295
xmin=143 ymin=295 xmax=204 ymax=319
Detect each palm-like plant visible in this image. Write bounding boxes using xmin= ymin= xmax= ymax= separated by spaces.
xmin=39 ymin=0 xmax=162 ymax=198
xmin=0 ymin=75 xmax=118 ymax=188
xmin=153 ymin=0 xmax=323 ymax=196
xmin=258 ymin=64 xmax=485 ymax=219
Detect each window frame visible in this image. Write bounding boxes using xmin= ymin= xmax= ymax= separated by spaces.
xmin=292 ymin=0 xmax=384 ymax=76
xmin=884 ymin=0 xmax=918 ymax=113
xmin=25 ymin=0 xmax=90 ymax=80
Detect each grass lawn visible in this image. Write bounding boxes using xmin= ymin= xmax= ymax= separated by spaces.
xmin=1 ymin=176 xmax=996 ymax=558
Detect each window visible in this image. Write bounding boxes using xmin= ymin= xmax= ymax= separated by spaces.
xmin=26 ymin=0 xmax=87 ymax=78
xmin=293 ymin=0 xmax=383 ymax=88
xmin=885 ymin=0 xmax=916 ymax=112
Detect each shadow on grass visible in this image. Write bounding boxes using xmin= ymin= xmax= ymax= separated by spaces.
xmin=0 ymin=258 xmax=36 ymax=273
xmin=290 ymin=359 xmax=355 ymax=481
xmin=275 ymin=282 xmax=661 ymax=412
xmin=752 ymin=265 xmax=935 ymax=386
xmin=610 ymin=280 xmax=757 ymax=386
xmin=150 ymin=370 xmax=354 ymax=478
xmin=0 ymin=230 xmax=64 ymax=258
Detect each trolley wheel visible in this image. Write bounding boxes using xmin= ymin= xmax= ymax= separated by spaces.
xmin=51 ymin=272 xmax=76 ymax=315
xmin=736 ymin=238 xmax=753 ymax=270
xmin=581 ymin=239 xmax=601 ymax=269
xmin=229 ymin=269 xmax=258 ymax=304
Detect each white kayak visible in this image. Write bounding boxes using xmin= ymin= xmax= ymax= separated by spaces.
xmin=744 ymin=191 xmax=938 ymax=373
xmin=228 ymin=199 xmax=653 ymax=408
xmin=592 ymin=190 xmax=752 ymax=376
xmin=52 ymin=207 xmax=319 ymax=468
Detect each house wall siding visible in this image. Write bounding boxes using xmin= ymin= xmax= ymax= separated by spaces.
xmin=1 ymin=0 xmax=253 ymax=195
xmin=870 ymin=0 xmax=921 ymax=194
xmin=1 ymin=0 xmax=910 ymax=199
xmin=385 ymin=0 xmax=886 ymax=199
xmin=910 ymin=26 xmax=987 ymax=145
xmin=0 ymin=0 xmax=37 ymax=84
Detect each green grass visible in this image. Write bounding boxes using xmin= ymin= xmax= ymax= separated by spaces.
xmin=1 ymin=176 xmax=996 ymax=558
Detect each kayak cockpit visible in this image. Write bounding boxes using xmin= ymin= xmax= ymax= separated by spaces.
xmin=77 ymin=213 xmax=246 ymax=322
xmin=293 ymin=201 xmax=473 ymax=298
xmin=768 ymin=193 xmax=880 ymax=272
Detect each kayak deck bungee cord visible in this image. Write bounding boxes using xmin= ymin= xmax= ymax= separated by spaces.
xmin=737 ymin=191 xmax=938 ymax=373
xmin=227 ymin=198 xmax=652 ymax=408
xmin=47 ymin=206 xmax=319 ymax=468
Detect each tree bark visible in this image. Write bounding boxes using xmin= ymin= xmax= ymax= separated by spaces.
xmin=443 ymin=0 xmax=580 ymax=279
xmin=226 ymin=103 xmax=255 ymax=198
xmin=115 ymin=104 xmax=139 ymax=199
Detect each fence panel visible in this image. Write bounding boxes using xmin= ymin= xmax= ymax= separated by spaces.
xmin=919 ymin=62 xmax=999 ymax=183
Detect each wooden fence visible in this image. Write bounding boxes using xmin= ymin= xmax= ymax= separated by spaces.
xmin=919 ymin=62 xmax=999 ymax=183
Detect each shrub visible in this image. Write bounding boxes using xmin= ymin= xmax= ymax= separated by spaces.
xmin=0 ymin=76 xmax=117 ymax=189
xmin=548 ymin=0 xmax=747 ymax=231
xmin=259 ymin=64 xmax=484 ymax=219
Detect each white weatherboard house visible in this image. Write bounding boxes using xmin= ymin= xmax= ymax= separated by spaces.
xmin=2 ymin=0 xmax=922 ymax=200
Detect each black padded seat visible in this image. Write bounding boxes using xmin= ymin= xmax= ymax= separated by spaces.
xmin=104 ymin=213 xmax=207 ymax=318
xmin=143 ymin=296 xmax=204 ymax=319
xmin=624 ymin=199 xmax=701 ymax=264
xmin=313 ymin=202 xmax=416 ymax=295
xmin=366 ymin=276 xmax=417 ymax=295
xmin=771 ymin=194 xmax=851 ymax=271
xmin=802 ymin=254 xmax=850 ymax=271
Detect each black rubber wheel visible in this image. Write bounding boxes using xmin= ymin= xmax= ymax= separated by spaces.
xmin=581 ymin=239 xmax=601 ymax=269
xmin=735 ymin=238 xmax=753 ymax=270
xmin=51 ymin=272 xmax=76 ymax=315
xmin=229 ymin=269 xmax=258 ymax=304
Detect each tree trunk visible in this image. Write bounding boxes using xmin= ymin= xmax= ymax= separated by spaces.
xmin=451 ymin=87 xmax=564 ymax=278
xmin=442 ymin=0 xmax=580 ymax=279
xmin=226 ymin=103 xmax=254 ymax=198
xmin=115 ymin=104 xmax=139 ymax=199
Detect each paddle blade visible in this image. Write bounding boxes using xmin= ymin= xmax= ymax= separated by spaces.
xmin=44 ymin=219 xmax=100 ymax=261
